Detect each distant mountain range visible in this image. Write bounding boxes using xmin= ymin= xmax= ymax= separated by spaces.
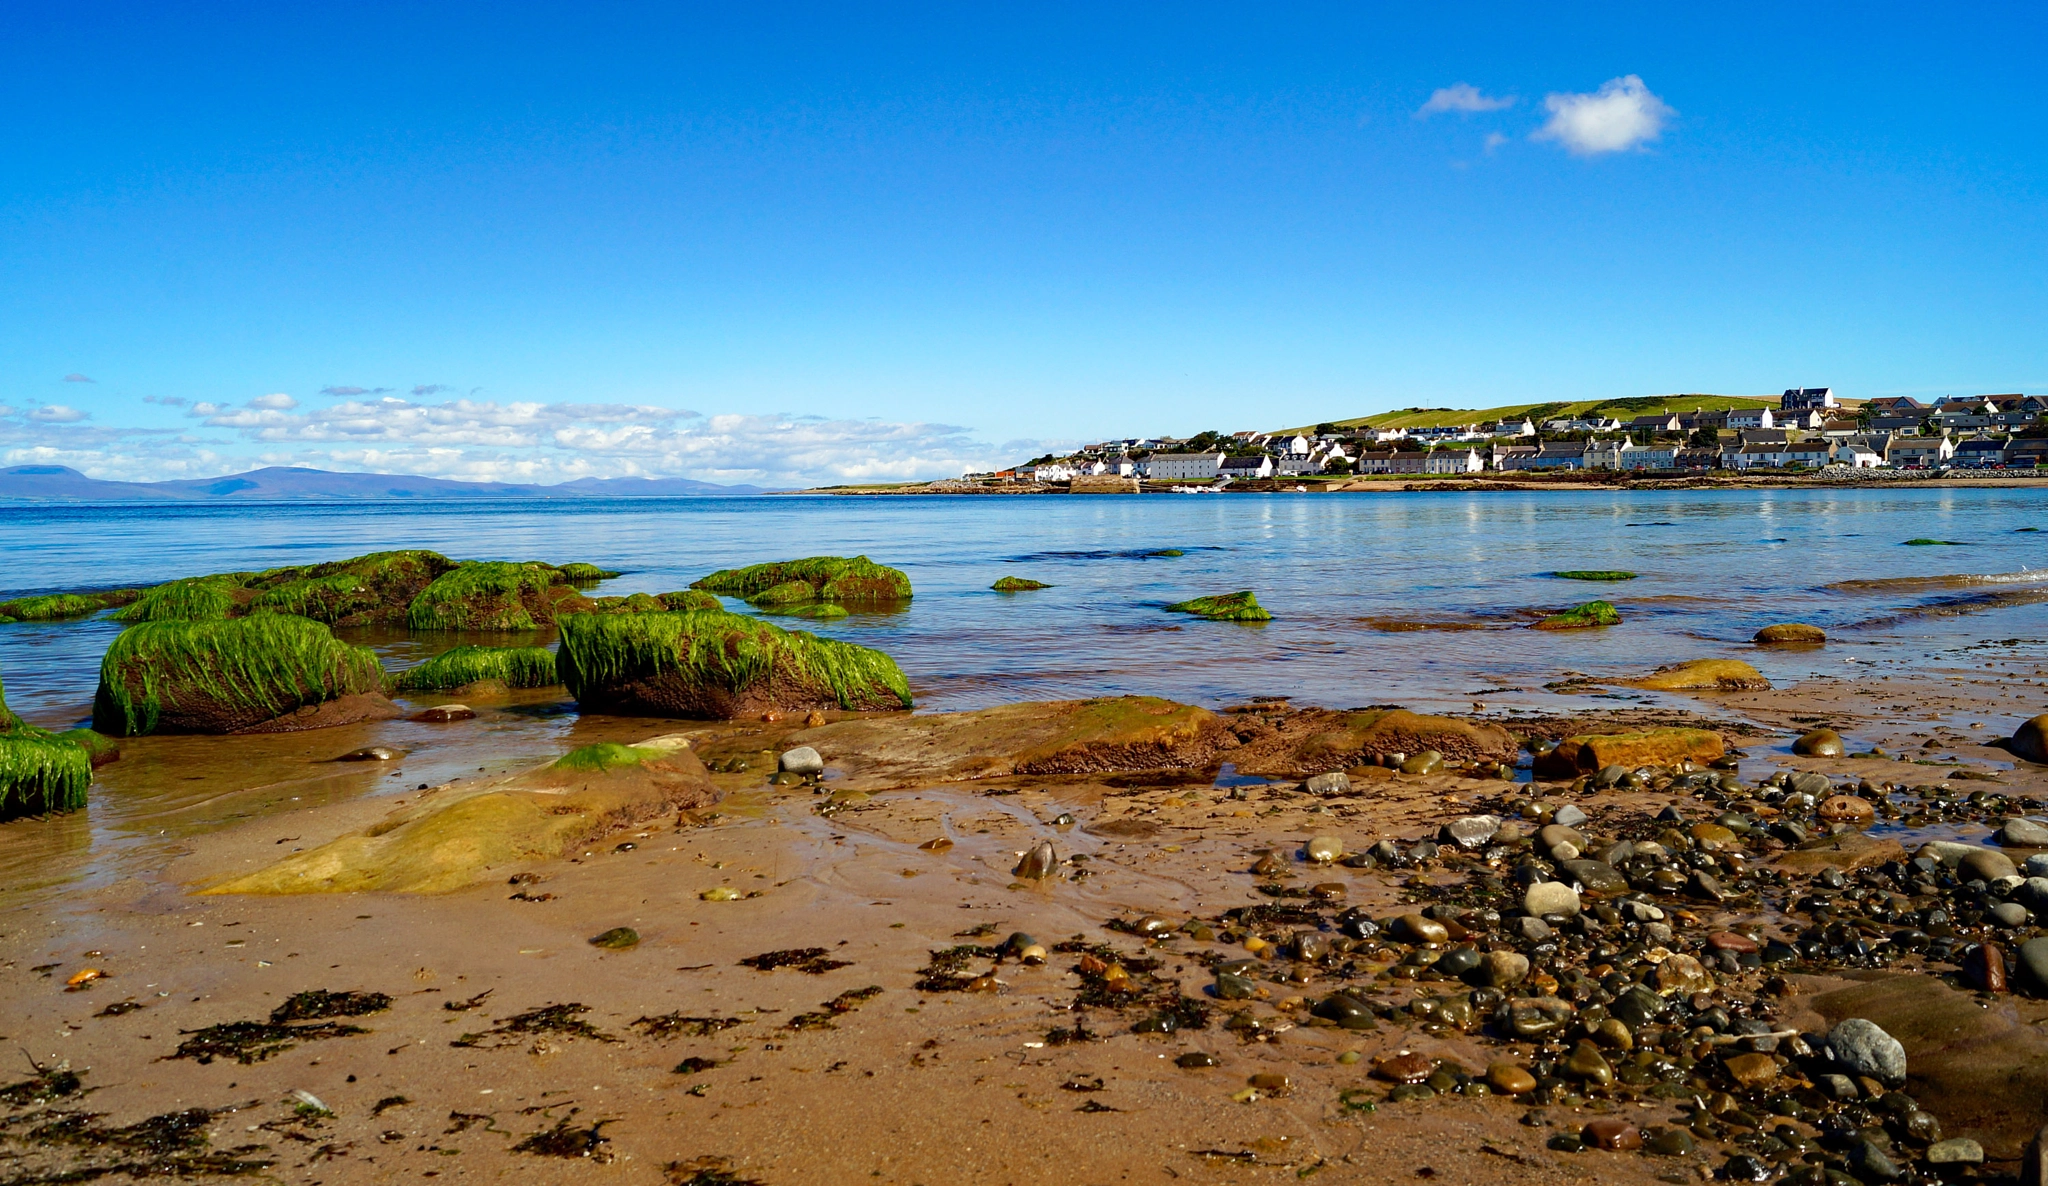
xmin=0 ymin=465 xmax=774 ymax=502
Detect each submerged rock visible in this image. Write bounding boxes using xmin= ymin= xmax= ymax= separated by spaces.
xmin=391 ymin=645 xmax=560 ymax=693
xmin=691 ymin=555 xmax=912 ymax=608
xmin=93 ymin=616 xmax=393 ymax=736
xmin=1754 ymin=623 xmax=1827 ymax=644
xmin=1626 ymin=658 xmax=1770 ymax=691
xmin=1162 ymin=591 xmax=1272 ymax=622
xmin=1793 ymin=728 xmax=1846 ymax=756
xmin=991 ymin=576 xmax=1051 ymax=592
xmin=557 ymin=608 xmax=912 ymax=719
xmin=1532 ymin=600 xmax=1621 ymax=630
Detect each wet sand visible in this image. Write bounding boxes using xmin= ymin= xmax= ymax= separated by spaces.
xmin=5 ymin=661 xmax=2047 ymax=1184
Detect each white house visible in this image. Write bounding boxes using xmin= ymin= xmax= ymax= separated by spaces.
xmin=1781 ymin=387 xmax=1838 ymax=410
xmin=1024 ymin=462 xmax=1079 ymax=482
xmin=1835 ymin=442 xmax=1885 ymax=468
xmin=1726 ymin=407 xmax=1776 ymax=430
xmin=1424 ymin=448 xmax=1484 ymax=474
xmin=1143 ymin=453 xmax=1225 ymax=481
xmin=1219 ymin=454 xmax=1275 ymax=480
xmin=1085 ymin=456 xmax=1140 ymax=477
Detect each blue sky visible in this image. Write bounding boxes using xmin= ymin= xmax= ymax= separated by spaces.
xmin=3 ymin=3 xmax=2043 ymax=485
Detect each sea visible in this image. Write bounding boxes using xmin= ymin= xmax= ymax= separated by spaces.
xmin=1 ymin=487 xmax=2044 ymax=898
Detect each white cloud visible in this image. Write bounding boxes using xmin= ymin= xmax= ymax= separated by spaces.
xmin=248 ymin=392 xmax=299 ymax=410
xmin=1483 ymin=131 xmax=1509 ymax=153
xmin=1533 ymin=75 xmax=1674 ymax=155
xmin=28 ymin=405 xmax=89 ymax=423
xmin=63 ymin=373 xmax=94 ymax=383
xmin=1417 ymin=83 xmax=1515 ymax=117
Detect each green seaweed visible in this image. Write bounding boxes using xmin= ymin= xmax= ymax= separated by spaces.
xmin=556 ymin=562 xmax=620 ymax=584
xmin=659 ymin=590 xmax=722 ymax=612
xmin=1903 ymin=538 xmax=1968 ymax=546
xmin=992 ymin=576 xmax=1052 ymax=591
xmin=1533 ymin=600 xmax=1622 ymax=630
xmin=93 ymin=616 xmax=384 ymax=736
xmin=0 ymin=732 xmax=92 ymax=821
xmin=118 ymin=575 xmax=245 ymax=622
xmin=749 ymin=579 xmax=819 ymax=607
xmin=391 ymin=645 xmax=560 ymax=692
xmin=769 ymin=603 xmax=850 ymax=620
xmin=1147 ymin=549 xmax=1185 ymax=557
xmin=690 ymin=555 xmax=912 ymax=605
xmin=0 ymin=593 xmax=103 ymax=621
xmin=590 ymin=592 xmax=665 ymax=614
xmin=556 ymin=609 xmax=912 ymax=713
xmin=1551 ymin=570 xmax=1637 ymax=581
xmin=248 ymin=573 xmax=368 ymax=620
xmin=52 ymin=728 xmax=120 ymax=768
xmin=1163 ymin=591 xmax=1272 ymax=622
xmin=552 ymin=743 xmax=667 ymax=773
xmin=0 ymin=668 xmax=16 ymax=732
xmin=407 ymin=561 xmax=560 ymax=631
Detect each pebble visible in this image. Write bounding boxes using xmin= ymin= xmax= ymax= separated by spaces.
xmin=1707 ymin=931 xmax=1759 ymax=953
xmin=1214 ymin=972 xmax=1256 ymax=1000
xmin=1372 ymin=1051 xmax=1435 ymax=1083
xmin=1560 ymin=859 xmax=1626 ymax=895
xmin=1486 ymin=1062 xmax=1536 ymax=1094
xmin=1722 ymin=1052 xmax=1780 ymax=1088
xmin=1563 ymin=1040 xmax=1613 ymax=1085
xmin=1552 ymin=803 xmax=1588 ymax=827
xmin=335 ymin=746 xmax=399 ymax=762
xmin=1514 ymin=916 xmax=1552 ymax=942
xmin=1962 ymin=847 xmax=2019 ymax=883
xmin=1787 ymin=771 xmax=1833 ymax=797
xmin=1470 ymin=950 xmax=1530 ymax=989
xmin=1392 ymin=914 xmax=1449 ymax=944
xmin=1432 ymin=946 xmax=1482 ymax=978
xmin=1250 ymin=852 xmax=1284 ymax=876
xmin=2001 ymin=818 xmax=2048 ymax=847
xmin=1652 ymin=953 xmax=1714 ymax=994
xmin=1305 ymin=836 xmax=1344 ymax=863
xmin=1964 ymin=941 xmax=2009 ymax=992
xmin=1993 ymin=901 xmax=2031 ymax=928
xmin=411 ymin=704 xmax=474 ymax=723
xmin=588 ymin=927 xmax=639 ymax=950
xmin=1690 ymin=822 xmax=1737 ymax=848
xmin=1647 ymin=1128 xmax=1695 ymax=1157
xmin=778 ymin=746 xmax=824 ymax=775
xmin=1581 ymin=1117 xmax=1640 ymax=1150
xmin=1522 ymin=881 xmax=1581 ymax=918
xmin=1305 ymin=772 xmax=1350 ymax=795
xmin=1537 ymin=824 xmax=1586 ymax=851
xmin=1819 ymin=795 xmax=1875 ymax=823
xmin=1440 ymin=815 xmax=1500 ymax=849
xmin=1827 ymin=1018 xmax=1906 ymax=1085
xmin=1013 ymin=841 xmax=1057 ymax=879
xmin=1926 ymin=1138 xmax=1985 ymax=1165
xmin=1018 ymin=945 xmax=1048 ymax=965
xmin=1175 ymin=1051 xmax=1219 ymax=1069
xmin=1793 ymin=728 xmax=1846 ymax=756
xmin=1247 ymin=1072 xmax=1291 ymax=1093
xmin=1399 ymin=750 xmax=1442 ymax=775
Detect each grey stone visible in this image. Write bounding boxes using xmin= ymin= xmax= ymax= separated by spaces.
xmin=1523 ymin=881 xmax=1581 ymax=918
xmin=1214 ymin=971 xmax=1256 ymax=1000
xmin=1826 ymin=1017 xmax=1906 ymax=1085
xmin=1961 ymin=847 xmax=2019 ymax=883
xmin=1537 ymin=823 xmax=1587 ymax=851
xmin=1817 ymin=1073 xmax=1859 ymax=1100
xmin=1441 ymin=815 xmax=1501 ymax=849
xmin=1993 ymin=901 xmax=2032 ymax=929
xmin=1788 ymin=771 xmax=1833 ymax=797
xmin=2018 ymin=878 xmax=2048 ymax=914
xmin=1305 ymin=772 xmax=1350 ymax=796
xmin=1622 ymin=899 xmax=1666 ymax=922
xmin=1552 ymin=803 xmax=1588 ymax=828
xmin=1918 ymin=840 xmax=1981 ymax=868
xmin=1560 ymin=859 xmax=1628 ymax=895
xmin=1926 ymin=1139 xmax=1984 ymax=1165
xmin=2003 ymin=818 xmax=2048 ymax=848
xmin=778 ymin=746 xmax=825 ymax=775
xmin=2027 ymin=854 xmax=2048 ymax=878
xmin=1643 ymin=922 xmax=1674 ymax=945
xmin=1515 ymin=915 xmax=1553 ymax=942
xmin=1467 ymin=949 xmax=1530 ymax=988
xmin=2019 ymin=936 xmax=2048 ymax=993
xmin=1847 ymin=1138 xmax=1901 ymax=1182
xmin=1610 ymin=985 xmax=1666 ymax=1028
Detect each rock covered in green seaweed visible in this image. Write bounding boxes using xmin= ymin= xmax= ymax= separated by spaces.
xmin=1551 ymin=570 xmax=1636 ymax=582
xmin=390 ymin=645 xmax=560 ymax=692
xmin=1163 ymin=590 xmax=1271 ymax=621
xmin=555 ymin=562 xmax=620 ymax=584
xmin=556 ymin=608 xmax=912 ymax=719
xmin=1532 ymin=600 xmax=1621 ymax=630
xmin=992 ymin=576 xmax=1051 ymax=591
xmin=0 ymin=589 xmax=142 ymax=622
xmin=658 ymin=590 xmax=721 ymax=612
xmin=246 ymin=550 xmax=457 ymax=626
xmin=690 ymin=556 xmax=911 ymax=608
xmin=93 ymin=615 xmax=391 ymax=736
xmin=0 ymin=667 xmax=95 ymax=821
xmin=118 ymin=575 xmax=246 ymax=622
xmin=406 ymin=561 xmax=593 ymax=631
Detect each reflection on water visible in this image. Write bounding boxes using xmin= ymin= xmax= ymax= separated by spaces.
xmin=0 ymin=488 xmax=2044 ymax=904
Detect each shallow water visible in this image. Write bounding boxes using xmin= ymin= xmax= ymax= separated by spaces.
xmin=2 ymin=487 xmax=2045 ymax=900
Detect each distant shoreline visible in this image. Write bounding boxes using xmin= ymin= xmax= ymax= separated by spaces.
xmin=818 ymin=472 xmax=2048 ymax=495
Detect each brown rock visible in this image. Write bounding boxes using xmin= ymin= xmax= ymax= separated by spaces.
xmin=2012 ymin=715 xmax=2048 ymax=766
xmin=1626 ymin=658 xmax=1771 ymax=692
xmin=1653 ymin=953 xmax=1715 ymax=995
xmin=1292 ymin=708 xmax=1517 ymax=766
xmin=1776 ymin=830 xmax=1907 ymax=873
xmin=1820 ymin=795 xmax=1876 ymax=824
xmin=1965 ymin=942 xmax=2009 ymax=993
xmin=1707 ymin=931 xmax=1760 ymax=954
xmin=1248 ymin=1072 xmax=1292 ymax=1093
xmin=1583 ymin=1117 xmax=1642 ymax=1150
xmin=1724 ymin=1052 xmax=1781 ymax=1088
xmin=1372 ymin=1051 xmax=1436 ymax=1083
xmin=1794 ymin=728 xmax=1846 ymax=757
xmin=1755 ymin=623 xmax=1827 ymax=645
xmin=1535 ymin=728 xmax=1726 ymax=777
xmin=1690 ymin=822 xmax=1737 ymax=849
xmin=410 ymin=703 xmax=475 ymax=723
xmin=1487 ymin=1062 xmax=1536 ymax=1094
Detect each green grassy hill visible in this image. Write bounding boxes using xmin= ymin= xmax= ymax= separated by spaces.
xmin=1281 ymin=393 xmax=1834 ymax=434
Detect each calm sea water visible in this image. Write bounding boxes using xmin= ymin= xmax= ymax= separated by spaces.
xmin=4 ymin=488 xmax=2046 ymax=728
xmin=2 ymin=488 xmax=2045 ymax=902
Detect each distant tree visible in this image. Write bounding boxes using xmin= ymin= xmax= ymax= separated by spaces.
xmin=1315 ymin=422 xmax=1340 ymax=435
xmin=1686 ymin=428 xmax=1720 ymax=448
xmin=1324 ymin=458 xmax=1354 ymax=475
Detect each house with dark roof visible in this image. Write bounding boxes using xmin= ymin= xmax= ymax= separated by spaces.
xmin=1952 ymin=437 xmax=2010 ymax=468
xmin=1781 ymin=387 xmax=1837 ymax=410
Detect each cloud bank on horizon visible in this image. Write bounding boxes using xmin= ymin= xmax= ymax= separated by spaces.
xmin=0 ymin=388 xmax=1046 ymax=488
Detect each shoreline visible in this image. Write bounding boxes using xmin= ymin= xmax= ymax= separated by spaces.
xmin=4 ymin=665 xmax=2046 ymax=1183
xmin=819 ymin=473 xmax=2048 ymax=495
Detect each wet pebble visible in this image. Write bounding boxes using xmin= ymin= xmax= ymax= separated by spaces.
xmin=1486 ymin=1062 xmax=1535 ymax=1094
xmin=411 ymin=705 xmax=474 ymax=723
xmin=336 ymin=746 xmax=400 ymax=762
xmin=1961 ymin=847 xmax=2019 ymax=883
xmin=778 ymin=746 xmax=824 ymax=775
xmin=1581 ymin=1117 xmax=1641 ymax=1151
xmin=1305 ymin=836 xmax=1344 ymax=863
xmin=1964 ymin=941 xmax=2009 ymax=992
xmin=1827 ymin=1018 xmax=1906 ymax=1085
xmin=1014 ymin=841 xmax=1057 ymax=879
xmin=1175 ymin=1051 xmax=1219 ymax=1069
xmin=1926 ymin=1138 xmax=1984 ymax=1165
xmin=1522 ymin=881 xmax=1580 ymax=918
xmin=588 ymin=927 xmax=639 ymax=950
xmin=1373 ymin=1052 xmax=1435 ymax=1083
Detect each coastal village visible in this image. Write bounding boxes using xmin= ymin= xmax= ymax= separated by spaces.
xmin=959 ymin=388 xmax=2048 ymax=489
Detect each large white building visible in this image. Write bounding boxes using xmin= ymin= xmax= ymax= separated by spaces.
xmin=1143 ymin=453 xmax=1225 ymax=480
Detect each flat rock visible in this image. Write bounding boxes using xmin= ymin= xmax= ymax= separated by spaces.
xmin=1926 ymin=1139 xmax=1984 ymax=1165
xmin=1788 ymin=771 xmax=1833 ymax=797
xmin=1560 ymin=859 xmax=1628 ymax=895
xmin=1723 ymin=1052 xmax=1780 ymax=1087
xmin=1552 ymin=804 xmax=1588 ymax=828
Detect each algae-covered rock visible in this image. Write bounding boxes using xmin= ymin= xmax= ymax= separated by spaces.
xmin=204 ymin=737 xmax=719 ymax=894
xmin=0 ymin=668 xmax=15 ymax=733
xmin=0 ymin=731 xmax=92 ymax=822
xmin=1164 ymin=591 xmax=1272 ymax=621
xmin=0 ymin=589 xmax=141 ymax=622
xmin=1627 ymin=658 xmax=1770 ymax=691
xmin=556 ymin=562 xmax=620 ymax=584
xmin=407 ymin=561 xmax=593 ymax=630
xmin=1536 ymin=729 xmax=1725 ymax=777
xmin=390 ymin=645 xmax=560 ymax=693
xmin=1551 ymin=571 xmax=1636 ymax=582
xmin=1010 ymin=697 xmax=1228 ymax=774
xmin=93 ymin=615 xmax=392 ymax=736
xmin=658 ymin=590 xmax=722 ymax=612
xmin=691 ymin=556 xmax=912 ymax=608
xmin=246 ymin=550 xmax=457 ymax=626
xmin=1755 ymin=623 xmax=1827 ymax=645
xmin=768 ymin=603 xmax=850 ymax=620
xmin=1533 ymin=600 xmax=1621 ymax=630
xmin=992 ymin=576 xmax=1051 ymax=592
xmin=118 ymin=575 xmax=247 ymax=622
xmin=556 ymin=609 xmax=912 ymax=719
xmin=53 ymin=728 xmax=121 ymax=768
xmin=1293 ymin=708 xmax=1516 ymax=767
